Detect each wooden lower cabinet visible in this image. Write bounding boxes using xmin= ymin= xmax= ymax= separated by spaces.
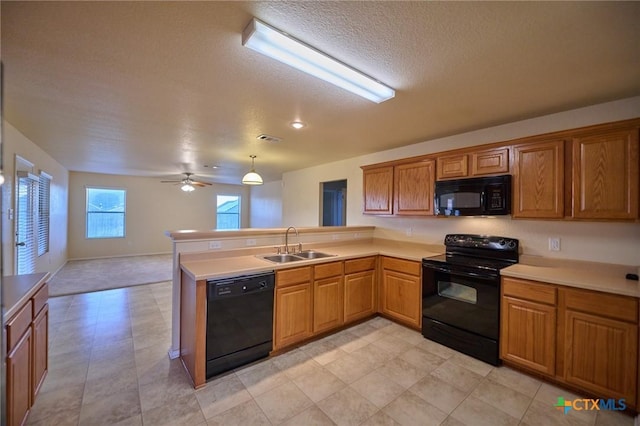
xmin=344 ymin=270 xmax=376 ymax=324
xmin=380 ymin=257 xmax=421 ymax=328
xmin=501 ymin=277 xmax=639 ymax=407
xmin=274 ymin=283 xmax=312 ymax=349
xmin=32 ymin=304 xmax=49 ymax=399
xmin=560 ymin=287 xmax=638 ymax=403
xmin=501 ymin=296 xmax=556 ymax=376
xmin=501 ymin=277 xmax=557 ymax=376
xmin=313 ymin=276 xmax=344 ymax=334
xmin=7 ymin=328 xmax=32 ymax=426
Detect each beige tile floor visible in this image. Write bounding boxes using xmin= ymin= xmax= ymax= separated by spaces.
xmin=28 ymin=281 xmax=635 ymax=426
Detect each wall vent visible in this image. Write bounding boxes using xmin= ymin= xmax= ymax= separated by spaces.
xmin=256 ymin=134 xmax=283 ymax=143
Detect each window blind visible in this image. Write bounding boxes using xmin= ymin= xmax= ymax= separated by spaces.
xmin=38 ymin=172 xmax=51 ymax=256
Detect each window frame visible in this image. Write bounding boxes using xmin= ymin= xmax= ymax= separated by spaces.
xmin=216 ymin=194 xmax=241 ymax=230
xmin=85 ymin=186 xmax=127 ymax=239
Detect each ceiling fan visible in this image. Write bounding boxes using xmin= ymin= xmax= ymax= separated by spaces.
xmin=161 ymin=172 xmax=212 ymax=192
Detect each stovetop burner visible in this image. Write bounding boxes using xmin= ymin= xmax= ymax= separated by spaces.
xmin=422 ymin=234 xmax=519 ymax=275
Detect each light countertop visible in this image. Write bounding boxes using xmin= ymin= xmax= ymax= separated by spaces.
xmin=3 ymin=272 xmax=50 ymax=322
xmin=502 ymin=256 xmax=640 ymax=298
xmin=180 ymin=239 xmax=442 ymax=281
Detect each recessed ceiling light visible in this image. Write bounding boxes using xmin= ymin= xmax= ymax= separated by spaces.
xmin=290 ymin=121 xmax=306 ymax=130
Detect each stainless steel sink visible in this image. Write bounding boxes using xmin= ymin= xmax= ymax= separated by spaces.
xmin=260 ymin=254 xmax=304 ymax=263
xmin=259 ymin=251 xmax=336 ymax=263
xmin=294 ymin=250 xmax=336 ymax=259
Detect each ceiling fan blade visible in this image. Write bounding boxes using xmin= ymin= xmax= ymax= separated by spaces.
xmin=192 ymin=181 xmax=212 ymax=186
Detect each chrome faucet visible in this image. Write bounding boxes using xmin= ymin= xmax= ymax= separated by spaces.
xmin=284 ymin=226 xmax=301 ymax=254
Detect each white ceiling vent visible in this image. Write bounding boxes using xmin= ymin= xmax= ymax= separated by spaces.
xmin=256 ymin=134 xmax=282 ymax=143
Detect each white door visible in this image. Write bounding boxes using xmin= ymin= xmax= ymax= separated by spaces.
xmin=15 ymin=171 xmax=38 ymax=274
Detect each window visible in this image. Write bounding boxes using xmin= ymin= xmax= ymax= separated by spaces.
xmin=86 ymin=187 xmax=126 ymax=238
xmin=37 ymin=172 xmax=51 ymax=256
xmin=216 ymin=195 xmax=240 ymax=230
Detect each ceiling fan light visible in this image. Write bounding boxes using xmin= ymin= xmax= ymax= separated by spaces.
xmin=181 ymin=183 xmax=195 ymax=192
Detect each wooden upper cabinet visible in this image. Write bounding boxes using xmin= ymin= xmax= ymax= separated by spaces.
xmin=394 ymin=159 xmax=435 ymax=216
xmin=437 ymin=154 xmax=468 ymax=180
xmin=362 ymin=166 xmax=393 ymax=214
xmin=571 ymin=128 xmax=639 ymax=219
xmin=512 ymin=140 xmax=565 ymax=218
xmin=472 ymin=147 xmax=509 ymax=176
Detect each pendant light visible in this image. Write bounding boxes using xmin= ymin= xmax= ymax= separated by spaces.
xmin=242 ymin=155 xmax=264 ymax=185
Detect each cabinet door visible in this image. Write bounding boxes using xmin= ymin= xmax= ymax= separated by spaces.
xmin=394 ymin=160 xmax=435 ymax=216
xmin=363 ymin=166 xmax=394 ymax=214
xmin=572 ymin=129 xmax=639 ymax=219
xmin=7 ymin=328 xmax=32 ymax=426
xmin=32 ymin=304 xmax=49 ymax=399
xmin=512 ymin=140 xmax=565 ymax=218
xmin=500 ymin=296 xmax=556 ymax=376
xmin=471 ymin=147 xmax=509 ymax=176
xmin=344 ymin=270 xmax=375 ymax=324
xmin=563 ymin=309 xmax=638 ymax=402
xmin=274 ymin=283 xmax=312 ymax=350
xmin=437 ymin=154 xmax=468 ymax=180
xmin=313 ymin=276 xmax=343 ymax=334
xmin=381 ymin=269 xmax=421 ymax=328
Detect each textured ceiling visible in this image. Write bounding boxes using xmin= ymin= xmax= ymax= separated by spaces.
xmin=2 ymin=1 xmax=640 ymax=184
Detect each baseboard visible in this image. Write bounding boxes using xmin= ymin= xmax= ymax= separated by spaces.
xmin=168 ymin=348 xmax=180 ymax=360
xmin=68 ymin=251 xmax=173 ymax=262
xmin=48 ymin=260 xmax=69 ymax=281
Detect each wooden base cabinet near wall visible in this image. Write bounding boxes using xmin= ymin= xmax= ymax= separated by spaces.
xmin=501 ymin=277 xmax=639 ymax=407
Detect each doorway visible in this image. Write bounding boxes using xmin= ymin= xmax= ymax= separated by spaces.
xmin=320 ymin=180 xmax=347 ymax=226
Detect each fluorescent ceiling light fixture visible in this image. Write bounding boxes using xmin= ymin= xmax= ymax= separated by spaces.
xmin=242 ymin=18 xmax=395 ymax=103
xmin=242 ymin=155 xmax=264 ymax=185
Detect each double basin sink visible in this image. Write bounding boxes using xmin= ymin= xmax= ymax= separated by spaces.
xmin=260 ymin=250 xmax=336 ymax=264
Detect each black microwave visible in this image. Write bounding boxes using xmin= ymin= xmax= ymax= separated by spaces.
xmin=434 ymin=175 xmax=511 ymax=216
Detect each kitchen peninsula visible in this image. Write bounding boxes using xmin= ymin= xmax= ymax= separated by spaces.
xmin=167 ymin=227 xmax=640 ymax=402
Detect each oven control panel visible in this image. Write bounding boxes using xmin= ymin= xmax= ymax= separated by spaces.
xmin=444 ymin=234 xmax=518 ymax=251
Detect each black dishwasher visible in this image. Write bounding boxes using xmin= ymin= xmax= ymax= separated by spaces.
xmin=206 ymin=271 xmax=275 ymax=379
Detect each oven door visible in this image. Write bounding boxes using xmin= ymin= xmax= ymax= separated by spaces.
xmin=422 ymin=264 xmax=499 ymax=340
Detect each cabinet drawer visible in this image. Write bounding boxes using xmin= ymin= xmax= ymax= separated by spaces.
xmin=314 ymin=261 xmax=343 ymax=280
xmin=345 ymin=257 xmax=376 ymax=274
xmin=561 ymin=287 xmax=638 ymax=323
xmin=381 ymin=257 xmax=420 ymax=276
xmin=6 ymin=300 xmax=32 ymax=352
xmin=32 ymin=283 xmax=49 ymax=316
xmin=277 ymin=267 xmax=311 ymax=288
xmin=502 ymin=277 xmax=556 ymax=305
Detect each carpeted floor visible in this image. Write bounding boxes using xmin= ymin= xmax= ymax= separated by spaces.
xmin=48 ymin=254 xmax=173 ymax=297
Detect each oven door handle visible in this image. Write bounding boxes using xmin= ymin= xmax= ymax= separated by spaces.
xmin=425 ymin=264 xmax=498 ymax=281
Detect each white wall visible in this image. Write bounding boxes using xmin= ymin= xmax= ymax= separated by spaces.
xmin=68 ymin=172 xmax=250 ymax=259
xmin=249 ymin=180 xmax=283 ymax=228
xmin=2 ymin=121 xmax=69 ymax=276
xmin=282 ymin=97 xmax=640 ymax=266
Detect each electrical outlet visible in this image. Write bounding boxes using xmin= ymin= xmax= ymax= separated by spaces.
xmin=246 ymin=239 xmax=256 ymax=246
xmin=548 ymin=237 xmax=561 ymax=252
xmin=332 ymin=234 xmax=340 ymax=240
xmin=209 ymin=241 xmax=222 ymax=249
xmin=406 ymin=227 xmax=413 ymax=237
xmin=354 ymin=232 xmax=361 ymax=239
